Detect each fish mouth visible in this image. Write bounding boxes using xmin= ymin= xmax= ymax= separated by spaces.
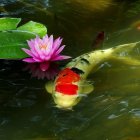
xmin=55 ymin=105 xmax=73 ymax=110
xmin=53 ymin=99 xmax=76 ymax=110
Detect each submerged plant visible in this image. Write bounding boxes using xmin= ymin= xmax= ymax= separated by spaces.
xmin=22 ymin=35 xmax=71 ymax=71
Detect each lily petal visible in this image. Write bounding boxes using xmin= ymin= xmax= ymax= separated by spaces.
xmin=23 ymin=58 xmax=36 ymax=63
xmin=53 ymin=38 xmax=62 ymax=51
xmin=54 ymin=45 xmax=65 ymax=55
xmin=52 ymin=55 xmax=71 ymax=61
xmin=22 ymin=48 xmax=34 ymax=57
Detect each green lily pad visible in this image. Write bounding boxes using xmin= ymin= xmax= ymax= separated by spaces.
xmin=0 ymin=17 xmax=47 ymax=59
xmin=17 ymin=21 xmax=47 ymax=37
xmin=0 ymin=30 xmax=36 ymax=59
xmin=0 ymin=18 xmax=21 ymax=31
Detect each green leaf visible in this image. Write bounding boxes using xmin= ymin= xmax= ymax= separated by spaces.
xmin=0 ymin=17 xmax=48 ymax=59
xmin=0 ymin=18 xmax=21 ymax=31
xmin=0 ymin=30 xmax=36 ymax=59
xmin=17 ymin=21 xmax=47 ymax=37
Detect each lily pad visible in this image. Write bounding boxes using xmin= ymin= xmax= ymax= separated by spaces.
xmin=0 ymin=18 xmax=21 ymax=31
xmin=0 ymin=30 xmax=36 ymax=59
xmin=0 ymin=18 xmax=47 ymax=59
xmin=17 ymin=21 xmax=47 ymax=37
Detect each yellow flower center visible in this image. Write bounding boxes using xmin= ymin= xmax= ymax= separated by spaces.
xmin=40 ymin=45 xmax=47 ymax=49
xmin=39 ymin=43 xmax=47 ymax=49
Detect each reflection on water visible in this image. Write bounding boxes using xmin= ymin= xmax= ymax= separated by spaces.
xmin=23 ymin=63 xmax=60 ymax=80
xmin=0 ymin=0 xmax=140 ymax=140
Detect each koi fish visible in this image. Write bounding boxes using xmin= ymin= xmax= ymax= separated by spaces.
xmin=92 ymin=31 xmax=105 ymax=49
xmin=46 ymin=41 xmax=140 ymax=110
xmin=131 ymin=20 xmax=140 ymax=30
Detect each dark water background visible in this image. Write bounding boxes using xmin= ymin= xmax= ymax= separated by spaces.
xmin=0 ymin=0 xmax=140 ymax=140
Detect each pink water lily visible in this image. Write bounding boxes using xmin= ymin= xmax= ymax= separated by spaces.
xmin=22 ymin=35 xmax=71 ymax=71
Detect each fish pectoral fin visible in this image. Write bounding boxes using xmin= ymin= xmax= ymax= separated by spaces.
xmin=45 ymin=81 xmax=54 ymax=94
xmin=79 ymin=81 xmax=94 ymax=94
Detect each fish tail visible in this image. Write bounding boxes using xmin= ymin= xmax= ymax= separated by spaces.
xmin=66 ymin=42 xmax=140 ymax=79
xmin=110 ymin=41 xmax=140 ymax=65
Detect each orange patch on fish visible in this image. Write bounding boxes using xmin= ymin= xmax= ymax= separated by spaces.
xmin=55 ymin=84 xmax=78 ymax=95
xmin=56 ymin=68 xmax=80 ymax=84
xmin=55 ymin=68 xmax=80 ymax=95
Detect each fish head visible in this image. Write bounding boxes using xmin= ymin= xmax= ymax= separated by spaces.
xmin=53 ymin=92 xmax=81 ymax=109
xmin=53 ymin=68 xmax=81 ymax=109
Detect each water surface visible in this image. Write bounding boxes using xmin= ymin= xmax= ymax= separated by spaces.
xmin=0 ymin=0 xmax=140 ymax=140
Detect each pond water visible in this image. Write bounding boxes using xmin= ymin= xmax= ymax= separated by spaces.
xmin=0 ymin=0 xmax=140 ymax=140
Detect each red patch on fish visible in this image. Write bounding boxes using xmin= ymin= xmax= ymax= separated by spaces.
xmin=55 ymin=84 xmax=78 ymax=95
xmin=55 ymin=68 xmax=80 ymax=95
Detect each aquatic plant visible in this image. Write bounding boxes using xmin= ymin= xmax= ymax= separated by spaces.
xmin=22 ymin=35 xmax=71 ymax=71
xmin=0 ymin=18 xmax=47 ymax=59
